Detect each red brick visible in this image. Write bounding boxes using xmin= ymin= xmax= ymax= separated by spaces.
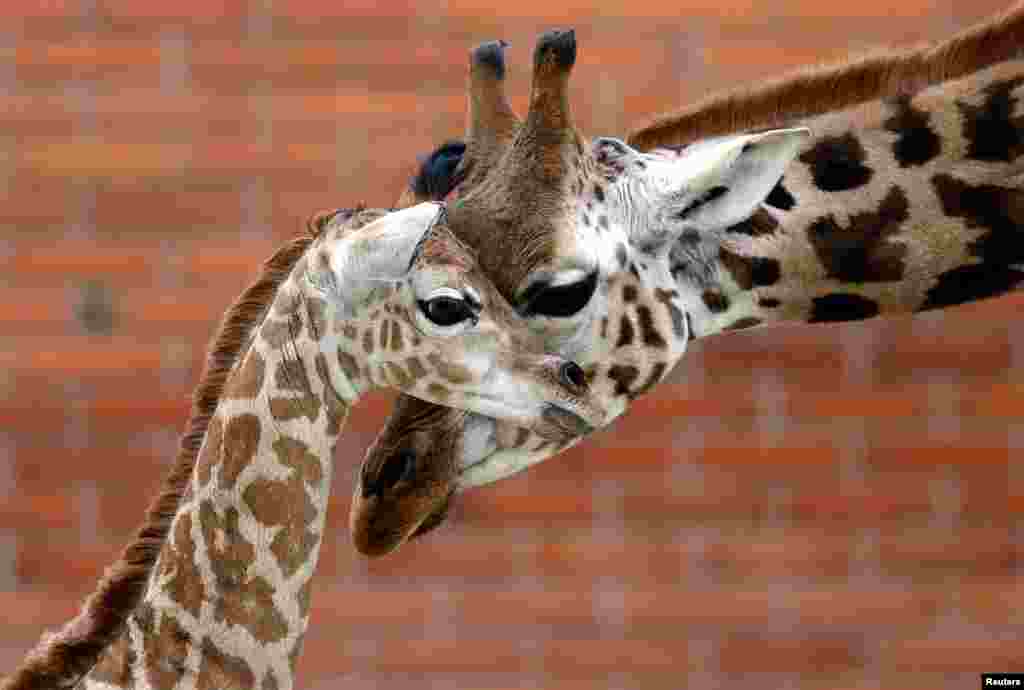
xmin=8 ymin=245 xmax=155 ymax=283
xmin=1 ymin=173 xmax=83 ymax=225
xmin=0 ymin=336 xmax=165 ymax=374
xmin=0 ymin=591 xmax=83 ymax=645
xmin=959 ymin=382 xmax=1024 ymax=417
xmin=873 ymin=319 xmax=1014 ymax=382
xmin=276 ymin=0 xmax=416 ymax=20
xmin=959 ymin=580 xmax=1024 ymax=627
xmin=98 ymin=0 xmax=247 ymax=24
xmin=0 ymin=493 xmax=78 ymax=531
xmin=541 ymin=638 xmax=687 ymax=676
xmin=184 ymin=242 xmax=278 ymax=276
xmin=784 ymin=488 xmax=934 ymax=524
xmin=14 ymin=40 xmax=163 ymax=86
xmin=368 ymin=638 xmax=528 ymax=674
xmin=21 ymin=141 xmax=190 ymax=178
xmin=187 ymin=41 xmax=467 ymax=91
xmin=452 ymin=589 xmax=596 ymax=628
xmin=692 ymin=328 xmax=846 ymax=385
xmin=878 ymin=527 xmax=1019 ymax=579
xmin=624 ymin=588 xmax=775 ymax=628
xmin=866 ymin=444 xmax=1011 ymax=469
xmin=456 ymin=482 xmax=595 ymax=524
xmin=93 ymin=180 xmax=244 ymax=231
xmin=625 ymin=382 xmax=761 ymax=420
xmin=0 ymin=290 xmax=68 ymax=333
xmin=784 ymin=387 xmax=925 ymax=418
xmin=882 ymin=639 xmax=1024 ymax=672
xmin=14 ymin=538 xmax=121 ymax=589
xmin=621 ymin=486 xmax=774 ymax=523
xmin=792 ymin=587 xmax=947 ymax=628
xmin=0 ymin=1 xmax=82 ymax=18
xmin=14 ymin=443 xmax=168 ymax=491
xmin=533 ymin=533 xmax=693 ymax=582
xmin=704 ymin=528 xmax=855 ymax=580
xmin=719 ymin=634 xmax=865 ymax=673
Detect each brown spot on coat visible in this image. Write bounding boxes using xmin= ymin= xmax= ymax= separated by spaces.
xmin=244 ymin=439 xmax=321 ymax=577
xmin=90 ymin=630 xmax=135 ymax=686
xmin=959 ymin=77 xmax=1024 ymax=162
xmin=631 ymin=361 xmax=667 ymax=399
xmin=608 ymin=364 xmax=639 ymax=397
xmin=636 ymin=305 xmax=667 ymax=348
xmin=616 ymin=314 xmax=635 ymax=347
xmin=379 ymin=319 xmax=390 ymax=350
xmin=229 ymin=350 xmax=265 ymax=399
xmin=798 ymin=131 xmax=872 ymax=191
xmin=199 ymin=502 xmax=255 ymax=589
xmin=719 ymin=248 xmax=781 ymax=289
xmin=211 ymin=568 xmax=288 ymax=643
xmin=390 ymin=320 xmax=405 ymax=352
xmin=362 ymin=328 xmax=374 ymax=354
xmin=141 ymin=607 xmax=191 ymax=689
xmin=269 ymin=394 xmax=322 ymax=424
xmin=164 ymin=513 xmax=205 ymax=619
xmin=221 ymin=413 xmax=261 ymax=489
xmin=314 ymin=353 xmax=348 ymax=435
xmin=726 ymin=207 xmax=780 ymax=236
xmin=197 ymin=638 xmax=256 ymax=690
xmin=884 ymin=94 xmax=941 ymax=166
xmin=923 ymin=174 xmax=1024 ymax=307
xmin=196 ymin=414 xmax=224 ymax=488
xmin=806 ymin=185 xmax=909 ymax=283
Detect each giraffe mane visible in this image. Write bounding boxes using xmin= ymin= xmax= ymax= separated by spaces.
xmin=627 ymin=0 xmax=1024 ymax=150
xmin=1 ymin=211 xmax=346 ymax=690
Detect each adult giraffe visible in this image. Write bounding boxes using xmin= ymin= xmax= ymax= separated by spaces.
xmin=352 ymin=2 xmax=1024 ymax=556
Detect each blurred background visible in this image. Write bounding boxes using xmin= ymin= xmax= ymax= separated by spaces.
xmin=1 ymin=1 xmax=1022 ymax=688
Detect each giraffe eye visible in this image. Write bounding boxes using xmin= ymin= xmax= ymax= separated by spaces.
xmin=521 ymin=271 xmax=598 ymax=318
xmin=419 ymin=296 xmax=475 ymax=327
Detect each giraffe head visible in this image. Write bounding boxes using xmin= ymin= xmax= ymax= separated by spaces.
xmin=350 ymin=31 xmax=807 ymax=556
xmin=302 ymin=202 xmax=606 ymax=440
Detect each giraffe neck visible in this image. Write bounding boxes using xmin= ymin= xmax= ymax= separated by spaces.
xmin=673 ymin=58 xmax=1024 ymax=339
xmin=84 ymin=272 xmax=355 ymax=690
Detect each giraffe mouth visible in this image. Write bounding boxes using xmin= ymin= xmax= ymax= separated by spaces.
xmin=539 ymin=404 xmax=594 ymax=440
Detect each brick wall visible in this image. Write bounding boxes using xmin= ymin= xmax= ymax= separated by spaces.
xmin=1 ymin=1 xmax=1021 ymax=688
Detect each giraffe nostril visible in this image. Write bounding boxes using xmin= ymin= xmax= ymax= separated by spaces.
xmin=560 ymin=361 xmax=587 ymax=391
xmin=372 ymin=449 xmax=415 ymax=494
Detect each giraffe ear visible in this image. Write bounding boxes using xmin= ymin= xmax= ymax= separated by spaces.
xmin=671 ymin=127 xmax=810 ymax=231
xmin=329 ymin=202 xmax=444 ymax=310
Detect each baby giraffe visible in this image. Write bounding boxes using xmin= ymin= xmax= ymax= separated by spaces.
xmin=3 ymin=203 xmax=605 ymax=690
